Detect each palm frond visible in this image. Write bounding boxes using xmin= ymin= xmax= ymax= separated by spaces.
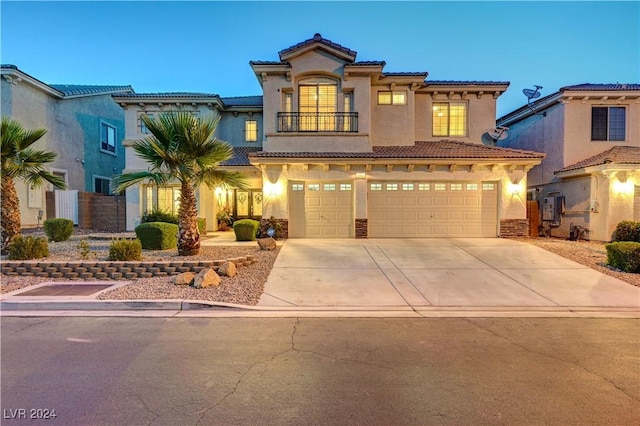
xmin=112 ymin=171 xmax=172 ymax=194
xmin=24 ymin=171 xmax=67 ymax=189
xmin=199 ymin=169 xmax=249 ymax=190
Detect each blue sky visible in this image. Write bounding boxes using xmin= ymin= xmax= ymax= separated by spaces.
xmin=1 ymin=1 xmax=638 ymax=117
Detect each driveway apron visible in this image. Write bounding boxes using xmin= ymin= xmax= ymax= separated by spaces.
xmin=258 ymin=238 xmax=640 ymax=310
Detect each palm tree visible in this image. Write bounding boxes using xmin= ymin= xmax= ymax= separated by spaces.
xmin=114 ymin=111 xmax=247 ymax=256
xmin=1 ymin=117 xmax=67 ymax=253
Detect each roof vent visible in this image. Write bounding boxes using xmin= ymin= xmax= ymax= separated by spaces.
xmin=313 ymin=33 xmax=322 ymax=41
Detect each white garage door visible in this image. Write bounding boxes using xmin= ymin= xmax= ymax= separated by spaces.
xmin=368 ymin=181 xmax=498 ymax=237
xmin=289 ymin=181 xmax=354 ymax=238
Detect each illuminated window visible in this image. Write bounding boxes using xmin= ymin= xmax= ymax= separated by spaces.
xmin=432 ymin=103 xmax=467 ymax=137
xmin=418 ymin=183 xmax=430 ymax=191
xmin=245 ymin=120 xmax=258 ymax=142
xmin=434 ymin=183 xmax=446 ymax=191
xmin=324 ymin=184 xmax=336 ymax=191
xmin=482 ymin=183 xmax=495 ymax=191
xmin=292 ymin=184 xmax=304 ymax=191
xmin=378 ymin=91 xmax=406 ymax=105
xmin=300 ymin=81 xmax=337 ymax=131
xmin=149 ymin=186 xmax=181 ymax=215
xmin=450 ymin=183 xmax=462 ymax=191
xmin=386 ymin=183 xmax=398 ymax=191
xmin=370 ymin=183 xmax=382 ymax=191
xmin=466 ymin=183 xmax=478 ymax=191
xmin=343 ymin=93 xmax=353 ymax=131
xmin=592 ymin=107 xmax=625 ymax=141
xmin=340 ymin=184 xmax=352 ymax=191
xmin=308 ymin=184 xmax=320 ymax=191
xmin=402 ymin=183 xmax=414 ymax=191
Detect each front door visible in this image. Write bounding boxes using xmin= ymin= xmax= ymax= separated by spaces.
xmin=235 ymin=189 xmax=263 ymax=219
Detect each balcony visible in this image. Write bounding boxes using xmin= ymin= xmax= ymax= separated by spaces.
xmin=277 ymin=112 xmax=358 ymax=133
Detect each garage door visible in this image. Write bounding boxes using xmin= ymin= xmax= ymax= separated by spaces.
xmin=289 ymin=181 xmax=354 ymax=238
xmin=368 ymin=181 xmax=498 ymax=237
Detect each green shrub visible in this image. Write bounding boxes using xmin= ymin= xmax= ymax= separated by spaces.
xmin=233 ymin=219 xmax=260 ymax=241
xmin=605 ymin=241 xmax=640 ymax=273
xmin=197 ymin=218 xmax=207 ymax=235
xmin=141 ymin=208 xmax=179 ymax=225
xmin=8 ymin=235 xmax=49 ymax=260
xmin=135 ymin=222 xmax=178 ymax=250
xmin=43 ymin=218 xmax=74 ymax=242
xmin=611 ymin=221 xmax=640 ymax=243
xmin=108 ymin=238 xmax=142 ymax=261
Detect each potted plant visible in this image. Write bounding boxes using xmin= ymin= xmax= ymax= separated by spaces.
xmin=216 ymin=205 xmax=233 ymax=231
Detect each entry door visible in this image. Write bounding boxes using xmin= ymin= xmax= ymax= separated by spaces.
xmin=235 ymin=189 xmax=263 ymax=218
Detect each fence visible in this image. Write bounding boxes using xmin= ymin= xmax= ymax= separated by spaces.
xmin=46 ymin=192 xmax=126 ymax=232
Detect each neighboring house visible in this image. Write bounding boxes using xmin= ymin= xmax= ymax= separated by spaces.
xmin=115 ymin=34 xmax=544 ymax=238
xmin=1 ymin=64 xmax=133 ymax=227
xmin=497 ymin=84 xmax=640 ymax=241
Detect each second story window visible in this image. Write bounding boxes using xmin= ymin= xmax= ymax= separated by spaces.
xmin=300 ymin=82 xmax=337 ymax=131
xmin=378 ymin=91 xmax=406 ymax=105
xmin=245 ymin=120 xmax=258 ymax=142
xmin=592 ymin=106 xmax=625 ymax=141
xmin=432 ymin=102 xmax=467 ymax=137
xmin=100 ymin=121 xmax=116 ymax=154
xmin=139 ymin=113 xmax=155 ymax=134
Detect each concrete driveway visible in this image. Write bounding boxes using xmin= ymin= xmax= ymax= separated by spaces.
xmin=258 ymin=238 xmax=640 ymax=313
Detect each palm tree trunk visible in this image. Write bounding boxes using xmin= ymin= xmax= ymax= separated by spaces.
xmin=177 ymin=182 xmax=200 ymax=256
xmin=1 ymin=176 xmax=22 ymax=254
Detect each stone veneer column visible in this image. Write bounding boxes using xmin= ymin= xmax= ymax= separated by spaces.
xmin=499 ymin=219 xmax=529 ymax=237
xmin=355 ymin=219 xmax=368 ymax=239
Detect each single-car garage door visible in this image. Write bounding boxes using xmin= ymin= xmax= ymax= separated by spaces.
xmin=368 ymin=181 xmax=498 ymax=237
xmin=289 ymin=181 xmax=354 ymax=238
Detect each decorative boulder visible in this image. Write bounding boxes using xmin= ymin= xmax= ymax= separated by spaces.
xmin=218 ymin=261 xmax=237 ymax=277
xmin=192 ymin=268 xmax=221 ymax=289
xmin=257 ymin=237 xmax=277 ymax=251
xmin=174 ymin=272 xmax=195 ymax=286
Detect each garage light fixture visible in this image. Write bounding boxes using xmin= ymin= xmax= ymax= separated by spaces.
xmin=355 ymin=172 xmax=366 ymax=179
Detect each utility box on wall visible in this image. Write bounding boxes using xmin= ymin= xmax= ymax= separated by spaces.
xmin=542 ymin=196 xmax=563 ymax=223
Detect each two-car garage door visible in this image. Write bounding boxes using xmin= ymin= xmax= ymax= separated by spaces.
xmin=368 ymin=181 xmax=498 ymax=238
xmin=289 ymin=180 xmax=498 ymax=238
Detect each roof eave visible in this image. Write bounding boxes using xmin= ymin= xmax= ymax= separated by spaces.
xmin=1 ymin=67 xmax=64 ymax=98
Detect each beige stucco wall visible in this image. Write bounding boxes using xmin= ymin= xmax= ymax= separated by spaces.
xmin=371 ymin=85 xmax=415 ymax=146
xmin=563 ymin=99 xmax=640 ymax=166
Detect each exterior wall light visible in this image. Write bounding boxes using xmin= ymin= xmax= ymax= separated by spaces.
xmin=613 ymin=179 xmax=633 ymax=195
xmin=264 ymin=180 xmax=283 ymax=197
xmin=355 ymin=172 xmax=366 ymax=179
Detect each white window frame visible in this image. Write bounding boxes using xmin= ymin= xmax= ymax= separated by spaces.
xmin=245 ymin=120 xmax=258 ymax=142
xmin=378 ymin=91 xmax=406 ymax=105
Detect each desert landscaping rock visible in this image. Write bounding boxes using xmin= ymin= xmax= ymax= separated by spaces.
xmin=258 ymin=238 xmax=277 ymax=250
xmin=174 ymin=272 xmax=195 ymax=286
xmin=218 ymin=261 xmax=237 ymax=277
xmin=192 ymin=268 xmax=221 ymax=289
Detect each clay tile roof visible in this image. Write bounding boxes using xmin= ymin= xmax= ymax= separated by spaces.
xmin=350 ymin=61 xmax=386 ymax=66
xmin=113 ymin=92 xmax=218 ymax=98
xmin=279 ymin=33 xmax=357 ymax=59
xmin=425 ymin=80 xmax=510 ymax=86
xmin=222 ymin=147 xmax=263 ymax=166
xmin=556 ymin=146 xmax=640 ymax=174
xmin=50 ymin=84 xmax=134 ymax=96
xmin=561 ymin=83 xmax=640 ymax=91
xmin=249 ymin=140 xmax=544 ymax=160
xmin=249 ymin=60 xmax=289 ymax=66
xmin=220 ymin=96 xmax=263 ymax=107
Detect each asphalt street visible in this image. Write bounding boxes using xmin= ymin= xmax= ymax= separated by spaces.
xmin=1 ymin=317 xmax=639 ymax=425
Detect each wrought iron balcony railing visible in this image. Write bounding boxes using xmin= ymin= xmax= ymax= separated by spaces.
xmin=277 ymin=112 xmax=358 ymax=133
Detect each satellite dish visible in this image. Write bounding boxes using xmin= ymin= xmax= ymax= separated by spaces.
xmin=481 ymin=126 xmax=509 ymax=146
xmin=522 ymin=88 xmax=541 ymax=99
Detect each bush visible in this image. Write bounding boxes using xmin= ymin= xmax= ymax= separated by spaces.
xmin=611 ymin=221 xmax=640 ymax=243
xmin=141 ymin=208 xmax=178 ymax=225
xmin=197 ymin=218 xmax=207 ymax=235
xmin=605 ymin=241 xmax=640 ymax=273
xmin=135 ymin=222 xmax=178 ymax=250
xmin=108 ymin=238 xmax=142 ymax=261
xmin=43 ymin=218 xmax=74 ymax=242
xmin=233 ymin=219 xmax=260 ymax=241
xmin=8 ymin=235 xmax=49 ymax=260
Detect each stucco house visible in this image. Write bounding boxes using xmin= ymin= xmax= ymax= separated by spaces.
xmin=114 ymin=34 xmax=544 ymax=238
xmin=497 ymin=84 xmax=640 ymax=241
xmin=1 ymin=64 xmax=133 ymax=227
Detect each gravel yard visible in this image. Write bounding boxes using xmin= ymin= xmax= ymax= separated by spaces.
xmin=511 ymin=237 xmax=640 ymax=288
xmin=0 ymin=232 xmax=279 ymax=305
